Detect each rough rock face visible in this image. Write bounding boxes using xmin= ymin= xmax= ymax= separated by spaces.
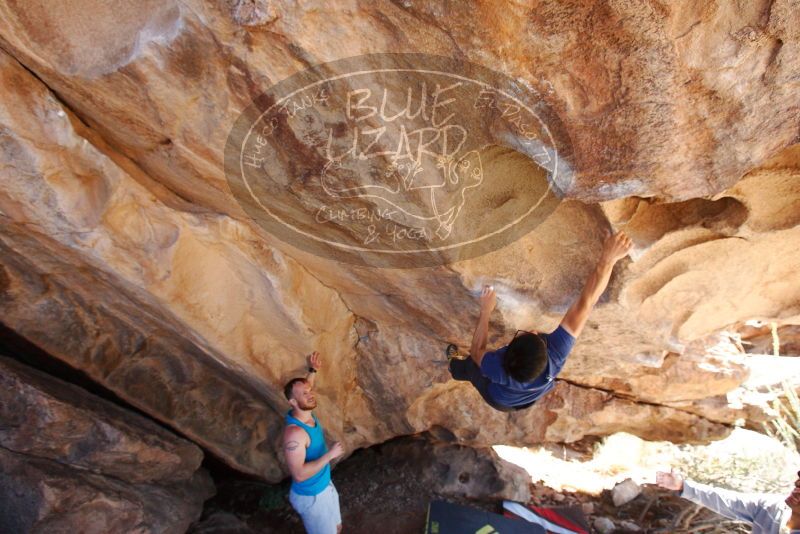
xmin=0 ymin=0 xmax=798 ymax=482
xmin=0 ymin=357 xmax=214 ymax=533
xmin=369 ymin=435 xmax=533 ymax=503
xmin=0 ymin=356 xmax=203 ymax=483
xmin=0 ymin=447 xmax=213 ymax=534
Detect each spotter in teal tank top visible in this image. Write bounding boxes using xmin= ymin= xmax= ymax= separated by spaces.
xmin=285 ymin=411 xmax=330 ymax=496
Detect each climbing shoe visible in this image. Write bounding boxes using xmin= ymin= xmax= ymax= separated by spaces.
xmin=445 ymin=343 xmax=462 ymax=361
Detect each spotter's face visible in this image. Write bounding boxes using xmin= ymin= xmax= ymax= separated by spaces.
xmin=291 ymin=382 xmax=317 ymax=411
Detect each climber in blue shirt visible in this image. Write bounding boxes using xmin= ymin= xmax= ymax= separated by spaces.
xmin=449 ymin=231 xmax=633 ymax=411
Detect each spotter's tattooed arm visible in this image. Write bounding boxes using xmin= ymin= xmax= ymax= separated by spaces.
xmin=282 ymin=426 xmax=344 ymax=482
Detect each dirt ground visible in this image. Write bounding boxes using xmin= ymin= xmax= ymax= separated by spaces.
xmin=191 ymin=437 xmax=751 ymax=533
xmin=194 ymin=440 xmax=502 ymax=534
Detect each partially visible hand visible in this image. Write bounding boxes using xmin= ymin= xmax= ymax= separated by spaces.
xmin=479 ymin=285 xmax=496 ymax=315
xmin=328 ymin=442 xmax=344 ymax=461
xmin=787 ymin=476 xmax=800 ymax=510
xmin=786 ymin=486 xmax=800 ymax=509
xmin=656 ymin=469 xmax=684 ymax=492
xmin=601 ymin=230 xmax=633 ymax=264
xmin=308 ymin=351 xmax=322 ymax=371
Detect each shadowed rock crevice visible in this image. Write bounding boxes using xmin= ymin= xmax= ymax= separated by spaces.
xmin=0 ymin=321 xmax=162 ymax=426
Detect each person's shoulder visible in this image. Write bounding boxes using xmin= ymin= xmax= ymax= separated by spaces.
xmin=480 ymin=345 xmax=510 ymax=380
xmin=485 ymin=344 xmax=508 ymax=357
xmin=550 ymin=324 xmax=576 ymax=340
xmin=284 ymin=424 xmax=308 ymax=441
xmin=481 ymin=345 xmax=507 ymax=366
xmin=545 ymin=325 xmax=577 ymax=353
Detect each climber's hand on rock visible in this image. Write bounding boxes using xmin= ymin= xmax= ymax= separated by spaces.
xmin=656 ymin=469 xmax=684 ymax=492
xmin=601 ymin=230 xmax=632 ymax=265
xmin=328 ymin=442 xmax=344 ymax=461
xmin=479 ymin=285 xmax=496 ymax=315
xmin=308 ymin=351 xmax=322 ymax=370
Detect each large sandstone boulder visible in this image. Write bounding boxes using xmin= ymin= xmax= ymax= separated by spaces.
xmin=0 ymin=447 xmax=213 ymax=534
xmin=0 ymin=357 xmax=214 ymax=533
xmin=368 ymin=434 xmax=533 ymax=503
xmin=0 ymin=0 xmax=798 ymax=483
xmin=0 ymin=356 xmax=202 ymax=484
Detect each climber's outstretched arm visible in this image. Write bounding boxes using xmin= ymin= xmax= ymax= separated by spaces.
xmin=470 ymin=285 xmax=496 ymax=366
xmin=560 ymin=231 xmax=632 ymax=338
